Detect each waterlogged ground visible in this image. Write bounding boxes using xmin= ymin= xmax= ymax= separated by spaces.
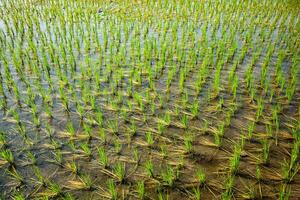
xmin=0 ymin=0 xmax=299 ymax=199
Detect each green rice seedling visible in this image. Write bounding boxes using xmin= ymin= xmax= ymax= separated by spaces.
xmin=290 ymin=142 xmax=299 ymax=171
xmin=195 ymin=168 xmax=206 ymax=186
xmin=255 ymin=98 xmax=264 ymax=121
xmin=256 ymin=165 xmax=262 ymax=182
xmin=53 ymin=150 xmax=63 ymax=167
xmin=190 ymin=101 xmax=199 ymax=119
xmin=62 ymin=193 xmax=75 ymax=200
xmin=158 ymin=95 xmax=164 ymax=109
xmin=178 ymin=155 xmax=185 ymax=169
xmin=145 ymin=131 xmax=154 ymax=147
xmin=32 ymin=166 xmax=46 ymax=186
xmin=11 ymin=109 xmax=21 ymax=126
xmin=159 ymin=144 xmax=168 ymax=158
xmin=174 ymin=105 xmax=180 ymax=117
xmin=0 ymin=132 xmax=7 ymax=149
xmin=44 ymin=103 xmax=53 ymax=119
xmin=76 ymin=103 xmax=85 ymax=121
xmin=181 ymin=91 xmax=189 ymax=110
xmin=66 ymin=121 xmax=76 ymax=137
xmin=108 ymin=120 xmax=119 ymax=134
xmin=231 ymin=75 xmax=239 ymax=100
xmin=45 ymin=123 xmax=54 ymax=138
xmin=247 ymin=121 xmax=256 ymax=139
xmin=192 ymin=187 xmax=201 ymax=200
xmin=217 ymin=122 xmax=225 ymax=137
xmin=80 ymin=142 xmax=92 ymax=157
xmin=95 ymin=110 xmax=104 ymax=127
xmin=281 ymin=158 xmax=299 ymax=183
xmin=5 ymin=167 xmax=24 ymax=185
xmin=26 ymin=151 xmax=37 ymax=166
xmin=0 ymin=149 xmax=14 ymax=166
xmin=59 ymin=88 xmax=70 ymax=112
xmin=279 ymin=185 xmax=290 ymax=200
xmin=129 ymin=121 xmax=137 ymax=137
xmin=181 ymin=114 xmax=189 ymax=129
xmin=98 ymin=128 xmax=107 ymax=144
xmin=68 ymin=140 xmax=77 ymax=151
xmin=150 ymin=100 xmax=156 ymax=116
xmin=144 ymin=159 xmax=154 ymax=178
xmin=79 ymin=173 xmax=93 ymax=190
xmin=250 ymin=87 xmax=257 ymax=102
xmin=65 ymin=160 xmax=79 ymax=175
xmin=261 ymin=139 xmax=270 ymax=165
xmin=121 ymin=108 xmax=129 ymax=124
xmin=45 ymin=181 xmax=62 ymax=198
xmin=161 ymin=165 xmax=178 ymax=187
xmin=163 ymin=112 xmax=171 ymax=127
xmin=158 ymin=190 xmax=169 ymax=200
xmin=83 ymin=123 xmax=92 ymax=139
xmin=114 ymin=139 xmax=122 ymax=155
xmin=107 ymin=179 xmax=117 ymax=200
xmin=214 ymin=132 xmax=222 ymax=147
xmin=12 ymin=192 xmax=25 ymax=200
xmin=133 ymin=147 xmax=140 ymax=163
xmin=266 ymin=124 xmax=273 ymax=138
xmin=89 ymin=95 xmax=96 ymax=111
xmin=98 ymin=147 xmax=109 ymax=168
xmin=184 ymin=133 xmax=193 ymax=154
xmin=271 ymin=105 xmax=279 ymax=143
xmin=157 ymin=122 xmax=166 ymax=135
xmin=12 ymin=82 xmax=21 ymax=106
xmin=221 ymin=176 xmax=235 ymax=200
xmin=136 ymin=181 xmax=145 ymax=199
xmin=229 ymin=144 xmax=242 ymax=174
xmin=216 ymin=97 xmax=224 ymax=111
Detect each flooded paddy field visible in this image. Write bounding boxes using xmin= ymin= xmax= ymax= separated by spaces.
xmin=0 ymin=0 xmax=299 ymax=199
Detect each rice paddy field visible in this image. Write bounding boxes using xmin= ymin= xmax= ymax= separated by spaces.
xmin=0 ymin=0 xmax=300 ymax=199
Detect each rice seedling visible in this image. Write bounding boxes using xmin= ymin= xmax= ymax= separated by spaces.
xmin=53 ymin=149 xmax=63 ymax=167
xmin=229 ymin=143 xmax=242 ymax=174
xmin=107 ymin=179 xmax=118 ymax=200
xmin=192 ymin=187 xmax=201 ymax=200
xmin=145 ymin=131 xmax=154 ymax=147
xmin=221 ymin=176 xmax=235 ymax=200
xmin=78 ymin=173 xmax=93 ymax=190
xmin=26 ymin=151 xmax=37 ymax=166
xmin=161 ymin=165 xmax=178 ymax=187
xmin=97 ymin=147 xmax=109 ymax=168
xmin=11 ymin=192 xmax=25 ymax=200
xmin=80 ymin=142 xmax=92 ymax=157
xmin=0 ymin=149 xmax=14 ymax=166
xmin=136 ymin=181 xmax=145 ymax=199
xmin=144 ymin=159 xmax=154 ymax=178
xmin=195 ymin=168 xmax=206 ymax=187
xmin=32 ymin=166 xmax=46 ymax=187
xmin=65 ymin=159 xmax=79 ymax=175
xmin=114 ymin=139 xmax=122 ymax=155
xmin=43 ymin=181 xmax=63 ymax=198
xmin=260 ymin=138 xmax=270 ymax=165
xmin=279 ymin=184 xmax=291 ymax=200
xmin=184 ymin=133 xmax=193 ymax=154
xmin=157 ymin=191 xmax=169 ymax=200
xmin=113 ymin=162 xmax=126 ymax=183
xmin=5 ymin=167 xmax=24 ymax=185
